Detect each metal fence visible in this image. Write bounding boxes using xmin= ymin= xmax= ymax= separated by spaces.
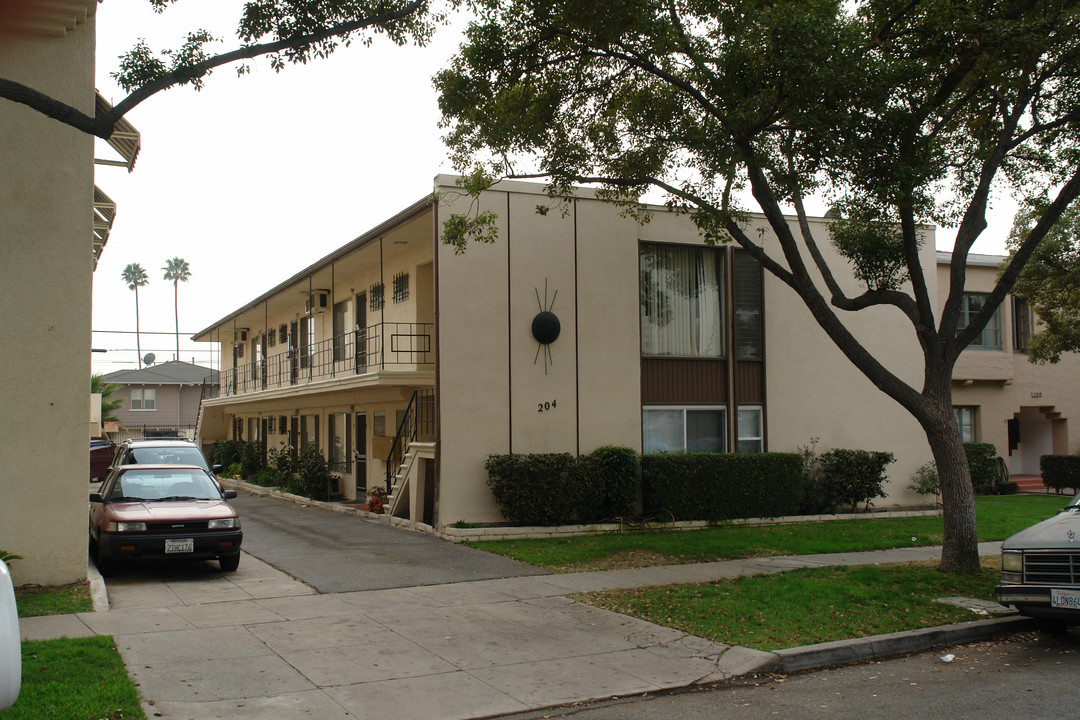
xmin=218 ymin=322 xmax=433 ymax=398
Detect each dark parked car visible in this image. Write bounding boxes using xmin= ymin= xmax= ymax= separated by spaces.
xmin=89 ymin=464 xmax=242 ymax=574
xmin=996 ymin=489 xmax=1080 ymax=625
xmin=90 ymin=438 xmax=114 ymax=481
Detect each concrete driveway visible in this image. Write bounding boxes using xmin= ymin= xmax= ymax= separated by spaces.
xmin=227 ymin=492 xmax=547 ymax=592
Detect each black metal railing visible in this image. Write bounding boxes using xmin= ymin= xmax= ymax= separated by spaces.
xmin=217 ymin=322 xmax=433 ymax=397
xmin=385 ymin=387 xmax=436 ymax=493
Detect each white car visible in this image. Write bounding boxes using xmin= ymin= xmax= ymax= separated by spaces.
xmin=996 ymin=489 xmax=1080 ymax=626
xmin=0 ymin=558 xmax=19 ymax=710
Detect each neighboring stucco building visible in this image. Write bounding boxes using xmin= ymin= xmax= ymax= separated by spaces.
xmin=942 ymin=252 xmax=1080 ymax=476
xmin=195 ymin=176 xmax=936 ymax=529
xmin=1 ymin=1 xmax=99 ymax=585
xmin=103 ymin=360 xmax=219 ymax=440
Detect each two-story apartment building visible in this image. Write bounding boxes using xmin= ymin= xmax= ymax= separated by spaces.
xmin=942 ymin=253 xmax=1080 ymax=477
xmin=195 ymin=176 xmax=936 ymax=530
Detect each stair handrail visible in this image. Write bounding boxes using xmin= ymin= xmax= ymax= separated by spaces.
xmin=385 ymin=388 xmax=435 ymax=493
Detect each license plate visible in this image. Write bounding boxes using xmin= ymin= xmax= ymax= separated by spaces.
xmin=165 ymin=538 xmax=194 ymax=554
xmin=1050 ymin=588 xmax=1080 ymax=609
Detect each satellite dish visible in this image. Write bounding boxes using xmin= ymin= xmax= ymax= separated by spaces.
xmin=143 ymin=353 xmax=156 ymax=366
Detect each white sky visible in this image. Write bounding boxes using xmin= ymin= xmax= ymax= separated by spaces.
xmin=89 ymin=0 xmax=1013 ymax=376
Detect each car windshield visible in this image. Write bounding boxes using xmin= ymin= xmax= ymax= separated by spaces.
xmin=110 ymin=469 xmax=222 ymax=502
xmin=125 ymin=446 xmax=210 ymax=471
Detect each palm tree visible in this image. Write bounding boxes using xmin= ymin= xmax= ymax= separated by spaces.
xmin=163 ymin=257 xmax=191 ymax=360
xmin=90 ymin=374 xmax=122 ymax=423
xmin=121 ymin=263 xmax=149 ymax=368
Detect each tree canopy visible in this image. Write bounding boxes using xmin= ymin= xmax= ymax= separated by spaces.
xmin=436 ymin=0 xmax=1080 ymax=572
xmin=1006 ymin=205 xmax=1080 ymax=363
xmin=0 ymin=0 xmax=436 ymax=139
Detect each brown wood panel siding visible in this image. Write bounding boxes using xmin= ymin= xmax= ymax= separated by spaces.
xmin=641 ymin=358 xmax=727 ymax=404
xmin=734 ymin=360 xmax=765 ymax=404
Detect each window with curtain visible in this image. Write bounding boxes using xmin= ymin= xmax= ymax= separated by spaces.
xmin=642 ymin=407 xmax=726 ymax=453
xmin=640 ymin=243 xmax=724 ymax=357
xmin=130 ymin=388 xmax=156 ymax=411
xmin=959 ymin=293 xmax=1001 ymax=349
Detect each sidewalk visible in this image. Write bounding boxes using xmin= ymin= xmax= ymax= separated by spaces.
xmin=19 ymin=543 xmax=1022 ymax=720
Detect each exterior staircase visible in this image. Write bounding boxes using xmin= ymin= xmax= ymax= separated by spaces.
xmin=382 ymin=388 xmax=436 ymax=526
xmin=1012 ymin=474 xmax=1053 ymax=494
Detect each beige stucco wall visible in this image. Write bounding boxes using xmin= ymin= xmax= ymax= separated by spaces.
xmin=0 ymin=17 xmax=97 ymax=585
xmin=436 ymin=178 xmax=935 ymax=524
xmin=761 ymin=219 xmax=935 ymax=505
xmin=941 ymin=259 xmax=1080 ymax=474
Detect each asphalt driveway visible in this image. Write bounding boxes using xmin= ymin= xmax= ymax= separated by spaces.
xmin=228 ymin=491 xmax=548 ymax=593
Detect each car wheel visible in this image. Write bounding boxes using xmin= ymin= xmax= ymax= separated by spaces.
xmin=92 ymin=542 xmax=115 ymax=577
xmin=219 ymin=553 xmax=240 ymax=572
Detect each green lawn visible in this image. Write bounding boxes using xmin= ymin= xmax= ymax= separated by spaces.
xmin=465 ymin=495 xmax=1067 ymax=572
xmin=581 ymin=559 xmax=1003 ymax=651
xmin=4 ymin=636 xmax=146 ymax=720
xmin=7 ymin=582 xmax=144 ymax=719
xmin=15 ymin=582 xmax=92 ymax=617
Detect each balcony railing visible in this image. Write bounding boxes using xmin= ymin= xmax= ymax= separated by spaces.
xmin=218 ymin=322 xmax=433 ymax=398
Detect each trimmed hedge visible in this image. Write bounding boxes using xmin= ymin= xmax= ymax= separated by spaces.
xmin=1041 ymin=455 xmax=1080 ymax=493
xmin=963 ymin=442 xmax=997 ymax=494
xmin=641 ymin=452 xmax=803 ymax=522
xmin=485 ymin=453 xmax=587 ymax=525
xmin=485 ymin=446 xmax=643 ymax=525
xmin=584 ymin=445 xmax=641 ymax=517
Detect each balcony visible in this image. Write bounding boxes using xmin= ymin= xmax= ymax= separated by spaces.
xmin=217 ymin=322 xmax=433 ymax=398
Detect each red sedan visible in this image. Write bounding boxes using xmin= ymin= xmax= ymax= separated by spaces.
xmin=89 ymin=465 xmax=242 ymax=574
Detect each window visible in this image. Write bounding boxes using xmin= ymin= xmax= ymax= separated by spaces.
xmin=733 ymin=252 xmax=763 ymax=358
xmin=268 ymin=416 xmax=276 ymax=434
xmin=954 ymin=406 xmax=977 ymax=443
xmin=267 ymin=328 xmax=276 ymax=348
xmin=737 ymin=406 xmax=764 ymax=452
xmin=370 ymin=282 xmax=385 ymax=311
xmin=643 ymin=407 xmax=726 ymax=453
xmin=393 ymin=271 xmax=409 ymax=303
xmin=640 ymin=243 xmax=724 ymax=357
xmin=373 ymin=410 xmax=386 ymax=437
xmin=333 ymin=299 xmax=348 ymax=362
xmin=1012 ymin=297 xmax=1031 ymax=353
xmin=959 ymin=293 xmax=1001 ymax=349
xmin=130 ymin=388 xmax=156 ymax=411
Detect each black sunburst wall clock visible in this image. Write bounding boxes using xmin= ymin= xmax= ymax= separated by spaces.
xmin=531 ymin=279 xmax=561 ymax=374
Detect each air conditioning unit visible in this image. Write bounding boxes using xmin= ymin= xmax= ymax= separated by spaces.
xmin=234 ymin=328 xmax=249 ymax=342
xmin=306 ymin=290 xmax=330 ymax=314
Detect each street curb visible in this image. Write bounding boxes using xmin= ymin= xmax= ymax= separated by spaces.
xmin=771 ymin=615 xmax=1040 ymax=671
xmin=86 ymin=560 xmax=108 ymax=612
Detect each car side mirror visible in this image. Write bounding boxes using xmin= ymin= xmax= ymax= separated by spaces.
xmin=89 ymin=493 xmax=103 ymax=503
xmin=212 ymin=464 xmax=223 ymax=474
xmin=223 ymin=490 xmax=237 ymax=499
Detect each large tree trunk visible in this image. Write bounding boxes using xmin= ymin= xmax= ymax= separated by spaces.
xmin=921 ymin=388 xmax=981 ymax=573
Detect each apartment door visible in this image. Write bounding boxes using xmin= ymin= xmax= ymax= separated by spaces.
xmin=354 ymin=412 xmax=367 ymax=495
xmin=355 ymin=291 xmax=367 ymax=373
xmin=289 ymin=320 xmax=299 ymax=385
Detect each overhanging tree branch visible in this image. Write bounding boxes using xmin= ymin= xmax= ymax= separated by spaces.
xmin=0 ymin=0 xmax=427 ymax=139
